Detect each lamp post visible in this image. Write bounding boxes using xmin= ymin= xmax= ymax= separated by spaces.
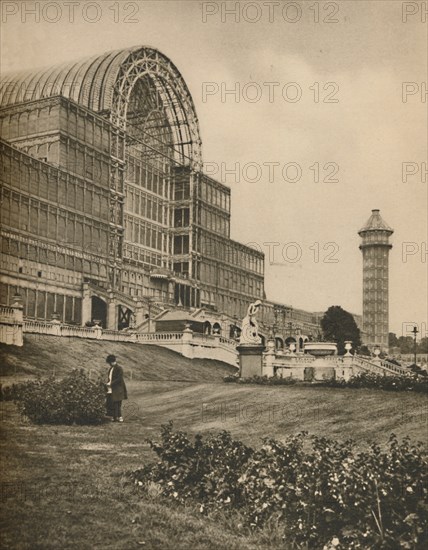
xmin=411 ymin=326 xmax=419 ymax=365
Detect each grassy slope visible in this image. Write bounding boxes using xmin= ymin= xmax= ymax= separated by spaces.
xmin=0 ymin=334 xmax=236 ymax=382
xmin=1 ymin=337 xmax=427 ymax=549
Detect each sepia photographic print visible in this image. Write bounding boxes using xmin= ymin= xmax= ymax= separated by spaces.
xmin=0 ymin=1 xmax=427 ymax=548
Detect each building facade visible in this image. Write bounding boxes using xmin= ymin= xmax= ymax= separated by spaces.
xmin=0 ymin=46 xmax=265 ymax=330
xmin=359 ymin=209 xmax=393 ymax=352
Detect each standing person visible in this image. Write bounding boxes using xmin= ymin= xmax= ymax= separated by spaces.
xmin=105 ymin=354 xmax=128 ymax=422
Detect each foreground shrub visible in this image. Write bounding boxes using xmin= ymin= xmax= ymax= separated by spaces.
xmin=228 ymin=372 xmax=428 ymax=393
xmin=326 ymin=372 xmax=428 ymax=393
xmin=223 ymin=374 xmax=239 ymax=383
xmin=0 ymin=382 xmax=27 ymax=401
xmin=132 ymin=421 xmax=253 ymax=507
xmin=227 ymin=375 xmax=298 ymax=385
xmin=16 ymin=370 xmax=105 ymax=424
xmin=131 ymin=424 xmax=428 ymax=549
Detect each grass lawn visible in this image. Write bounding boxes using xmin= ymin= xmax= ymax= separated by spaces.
xmin=1 ymin=378 xmax=427 ymax=549
xmin=0 ymin=335 xmax=236 ymax=382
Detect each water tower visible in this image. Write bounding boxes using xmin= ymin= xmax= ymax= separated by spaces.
xmin=358 ymin=209 xmax=393 ymax=352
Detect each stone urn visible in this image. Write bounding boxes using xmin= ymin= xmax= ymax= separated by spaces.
xmin=304 ymin=342 xmax=337 ymax=356
xmin=344 ymin=341 xmax=353 ymax=356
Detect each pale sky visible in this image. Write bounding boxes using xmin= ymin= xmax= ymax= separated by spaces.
xmin=1 ymin=0 xmax=427 ymax=336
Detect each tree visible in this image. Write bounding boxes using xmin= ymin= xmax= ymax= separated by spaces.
xmin=417 ymin=337 xmax=428 ymax=354
xmin=359 ymin=345 xmax=371 ymax=357
xmin=389 ymin=332 xmax=399 ymax=348
xmin=397 ymin=336 xmax=414 ymax=354
xmin=320 ymin=306 xmax=362 ymax=355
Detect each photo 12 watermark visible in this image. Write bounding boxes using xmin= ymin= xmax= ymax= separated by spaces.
xmin=201 ymin=240 xmax=340 ymax=265
xmin=402 ymin=82 xmax=427 ymax=103
xmin=401 ymin=2 xmax=428 ymax=22
xmin=201 ymin=1 xmax=342 ymax=24
xmin=201 ymin=400 xmax=322 ymax=424
xmin=1 ymin=1 xmax=141 ymax=24
xmin=401 ymin=242 xmax=427 ymax=263
xmin=203 ymin=161 xmax=340 ymax=184
xmin=202 ymin=81 xmax=340 ymax=104
xmin=402 ymin=162 xmax=427 ymax=183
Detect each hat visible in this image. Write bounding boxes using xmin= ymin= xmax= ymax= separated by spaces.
xmin=106 ymin=354 xmax=116 ymax=364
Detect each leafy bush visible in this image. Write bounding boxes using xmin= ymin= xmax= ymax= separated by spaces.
xmin=132 ymin=421 xmax=253 ymax=507
xmin=226 ymin=375 xmax=298 ymax=385
xmin=223 ymin=374 xmax=239 ymax=383
xmin=131 ymin=425 xmax=428 ymax=549
xmin=326 ymin=372 xmax=428 ymax=393
xmin=228 ymin=373 xmax=427 ymax=393
xmin=15 ymin=370 xmax=106 ymax=424
xmin=0 ymin=382 xmax=28 ymax=401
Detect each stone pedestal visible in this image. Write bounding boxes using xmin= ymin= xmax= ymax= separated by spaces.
xmin=107 ymin=297 xmax=117 ymax=331
xmin=263 ymin=339 xmax=276 ymax=377
xmin=135 ymin=300 xmax=145 ymax=327
xmin=181 ymin=324 xmax=194 ymax=359
xmin=82 ymin=283 xmax=92 ymax=326
xmin=51 ymin=318 xmax=61 ymax=336
xmin=237 ymin=344 xmax=265 ymax=378
xmin=341 ymin=355 xmax=353 ymax=380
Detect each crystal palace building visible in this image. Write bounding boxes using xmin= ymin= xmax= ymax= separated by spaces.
xmin=0 ymin=46 xmax=323 ymax=345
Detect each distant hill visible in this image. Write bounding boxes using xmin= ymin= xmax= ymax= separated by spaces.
xmin=0 ymin=335 xmax=236 ymax=382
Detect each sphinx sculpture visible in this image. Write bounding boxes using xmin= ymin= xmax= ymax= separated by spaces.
xmin=239 ymin=300 xmax=262 ymax=344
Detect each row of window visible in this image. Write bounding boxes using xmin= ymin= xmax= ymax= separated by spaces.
xmin=363 ymin=247 xmax=390 ymax=257
xmin=8 ymin=138 xmax=113 ymax=190
xmin=126 ymin=142 xmax=171 ymax=177
xmin=259 ymin=305 xmax=318 ymax=328
xmin=2 ymin=146 xmax=111 ymax=217
xmin=123 ymin=243 xmax=165 ymax=268
xmin=199 ymin=259 xmax=263 ymax=296
xmin=362 ymin=233 xmax=392 ymax=243
xmin=0 ymin=104 xmax=59 ymax=141
xmin=200 ymin=291 xmax=249 ymax=319
xmin=197 ymin=176 xmax=230 ymax=212
xmin=125 ymin=192 xmax=231 ymax=236
xmin=60 ymin=102 xmax=114 ymax=154
xmin=2 ymin=237 xmax=108 ymax=277
xmin=0 ymin=98 xmax=115 ymax=157
xmin=0 ymin=282 xmax=82 ymax=324
xmin=198 ymin=205 xmax=230 ymax=236
xmin=1 ymin=190 xmax=109 ymax=253
xmin=59 ymin=139 xmax=112 ymax=185
xmin=125 ymin=186 xmax=168 ymax=225
xmin=121 ymin=285 xmax=170 ymax=300
xmin=195 ymin=231 xmax=264 ymax=274
xmin=126 ymin=154 xmax=170 ymax=198
xmin=125 ymin=215 xmax=169 ymax=252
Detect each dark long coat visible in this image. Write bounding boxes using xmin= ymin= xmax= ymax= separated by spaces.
xmin=108 ymin=364 xmax=128 ymax=402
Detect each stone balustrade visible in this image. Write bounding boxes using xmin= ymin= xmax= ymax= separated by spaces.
xmin=260 ymin=341 xmax=410 ymax=381
xmin=352 ymin=355 xmax=409 ymax=376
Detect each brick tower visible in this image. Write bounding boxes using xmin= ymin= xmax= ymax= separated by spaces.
xmin=358 ymin=209 xmax=393 ymax=352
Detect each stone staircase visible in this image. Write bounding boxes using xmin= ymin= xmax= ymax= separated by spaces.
xmin=352 ymin=355 xmax=410 ymax=376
